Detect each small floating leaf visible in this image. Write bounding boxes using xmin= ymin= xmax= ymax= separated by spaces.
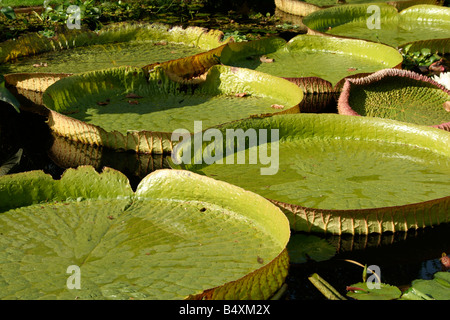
xmin=346 ymin=282 xmax=402 ymax=300
xmin=401 ymin=272 xmax=450 ymax=300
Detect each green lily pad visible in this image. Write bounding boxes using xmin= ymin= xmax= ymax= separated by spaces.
xmin=220 ymin=34 xmax=403 ymax=85
xmin=0 ymin=166 xmax=290 ymax=300
xmin=303 ymin=4 xmax=450 ymax=50
xmin=401 ymin=272 xmax=450 ymax=300
xmin=338 ymin=68 xmax=450 ymax=130
xmin=41 ymin=65 xmax=302 ymax=154
xmin=274 ymin=0 xmax=436 ymax=17
xmin=287 ymin=233 xmax=336 ymax=263
xmin=346 ymin=282 xmax=402 ymax=300
xmin=0 ymin=23 xmax=228 ymax=75
xmin=171 ymin=114 xmax=450 ymax=234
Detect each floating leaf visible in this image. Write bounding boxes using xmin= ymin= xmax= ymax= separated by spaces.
xmin=346 ymin=282 xmax=402 ymax=300
xmin=303 ymin=4 xmax=450 ymax=50
xmin=337 ymin=68 xmax=450 ymax=130
xmin=172 ymin=114 xmax=450 ymax=234
xmin=274 ymin=0 xmax=435 ymax=17
xmin=42 ymin=65 xmax=303 ymax=154
xmin=220 ymin=34 xmax=402 ymax=85
xmin=0 ymin=167 xmax=290 ymax=300
xmin=0 ymin=23 xmax=229 ymax=74
xmin=401 ymin=272 xmax=450 ymax=300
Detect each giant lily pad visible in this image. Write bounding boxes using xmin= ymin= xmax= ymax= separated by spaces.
xmin=0 ymin=166 xmax=290 ymax=300
xmin=219 ymin=34 xmax=403 ymax=86
xmin=0 ymin=23 xmax=228 ymax=75
xmin=41 ymin=64 xmax=303 ymax=154
xmin=338 ymin=69 xmax=450 ymax=131
xmin=171 ymin=114 xmax=450 ymax=235
xmin=274 ymin=0 xmax=437 ymax=17
xmin=303 ymin=4 xmax=450 ymax=50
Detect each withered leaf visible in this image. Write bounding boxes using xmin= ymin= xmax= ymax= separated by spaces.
xmin=128 ymin=100 xmax=139 ymax=105
xmin=271 ymin=104 xmax=285 ymax=109
xmin=125 ymin=93 xmax=143 ymax=99
xmin=260 ymin=55 xmax=274 ymax=63
xmin=97 ymin=101 xmax=109 ymax=106
xmin=444 ymin=101 xmax=450 ymax=112
xmin=33 ymin=62 xmax=48 ymax=68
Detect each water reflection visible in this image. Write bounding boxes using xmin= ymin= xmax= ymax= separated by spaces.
xmin=274 ymin=8 xmax=308 ymax=32
xmin=48 ymin=132 xmax=171 ymax=189
xmin=0 ymin=95 xmax=170 ymax=190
